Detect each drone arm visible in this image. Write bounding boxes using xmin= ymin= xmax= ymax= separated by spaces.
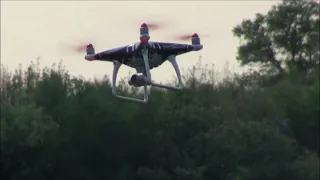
xmin=111 ymin=61 xmax=121 ymax=96
xmin=142 ymin=47 xmax=152 ymax=82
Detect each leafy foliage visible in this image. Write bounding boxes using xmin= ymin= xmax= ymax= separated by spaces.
xmin=233 ymin=0 xmax=319 ymax=74
xmin=1 ymin=58 xmax=318 ymax=179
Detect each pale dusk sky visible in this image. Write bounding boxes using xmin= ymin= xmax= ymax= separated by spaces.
xmin=1 ymin=1 xmax=280 ymax=82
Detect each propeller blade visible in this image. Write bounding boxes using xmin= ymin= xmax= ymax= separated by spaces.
xmin=138 ymin=20 xmax=168 ymax=31
xmin=56 ymin=40 xmax=94 ymax=56
xmin=176 ymin=34 xmax=193 ymax=41
xmin=172 ymin=33 xmax=210 ymax=42
xmin=71 ymin=43 xmax=89 ymax=53
xmin=145 ymin=23 xmax=162 ymax=30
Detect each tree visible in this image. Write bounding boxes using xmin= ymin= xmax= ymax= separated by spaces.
xmin=1 ymin=57 xmax=319 ymax=180
xmin=233 ymin=0 xmax=319 ymax=75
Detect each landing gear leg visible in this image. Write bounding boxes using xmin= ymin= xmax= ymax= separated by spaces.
xmin=112 ymin=61 xmax=148 ymax=103
xmin=142 ymin=47 xmax=152 ymax=83
xmin=148 ymin=55 xmax=184 ymax=91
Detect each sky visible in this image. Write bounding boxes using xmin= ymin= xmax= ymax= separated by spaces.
xmin=1 ymin=0 xmax=280 ymax=82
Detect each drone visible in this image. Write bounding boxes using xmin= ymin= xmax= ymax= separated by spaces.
xmin=83 ymin=23 xmax=203 ymax=103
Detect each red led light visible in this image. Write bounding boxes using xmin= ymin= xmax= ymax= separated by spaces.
xmin=141 ymin=23 xmax=148 ymax=28
xmin=192 ymin=33 xmax=198 ymax=38
xmin=140 ymin=37 xmax=149 ymax=43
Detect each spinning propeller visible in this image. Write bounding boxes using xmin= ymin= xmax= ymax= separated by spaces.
xmin=139 ymin=21 xmax=210 ymax=42
xmin=70 ymin=42 xmax=90 ymax=53
xmin=176 ymin=33 xmax=199 ymax=41
xmin=172 ymin=33 xmax=210 ymax=42
xmin=58 ymin=21 xmax=166 ymax=55
xmin=56 ymin=39 xmax=97 ymax=55
xmin=57 ymin=21 xmax=208 ymax=55
xmin=141 ymin=22 xmax=162 ymax=31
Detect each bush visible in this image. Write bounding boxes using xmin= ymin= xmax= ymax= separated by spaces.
xmin=1 ymin=60 xmax=318 ymax=180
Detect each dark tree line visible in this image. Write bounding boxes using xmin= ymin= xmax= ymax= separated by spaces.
xmin=1 ymin=0 xmax=319 ymax=179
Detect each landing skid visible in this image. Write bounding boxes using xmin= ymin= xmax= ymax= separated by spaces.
xmin=112 ymin=47 xmax=183 ymax=103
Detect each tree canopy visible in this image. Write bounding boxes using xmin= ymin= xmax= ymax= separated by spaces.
xmin=1 ymin=0 xmax=319 ymax=179
xmin=233 ymin=0 xmax=319 ymax=74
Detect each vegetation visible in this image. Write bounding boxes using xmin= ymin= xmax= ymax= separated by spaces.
xmin=1 ymin=0 xmax=319 ymax=179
